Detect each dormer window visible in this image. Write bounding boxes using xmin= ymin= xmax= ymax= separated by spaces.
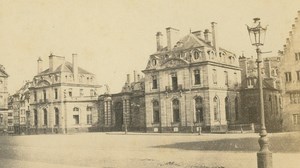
xmin=152 ymin=59 xmax=157 ymax=66
xmin=193 ymin=51 xmax=200 ymax=60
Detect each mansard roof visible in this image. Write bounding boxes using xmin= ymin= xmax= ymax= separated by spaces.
xmin=37 ymin=61 xmax=93 ymax=76
xmin=153 ymin=33 xmax=234 ymax=55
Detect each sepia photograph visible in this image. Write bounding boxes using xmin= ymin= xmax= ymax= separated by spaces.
xmin=0 ymin=0 xmax=300 ymax=167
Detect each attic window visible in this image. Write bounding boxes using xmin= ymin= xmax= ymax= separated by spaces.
xmin=194 ymin=51 xmax=199 ymax=60
xmin=152 ymin=59 xmax=157 ymax=66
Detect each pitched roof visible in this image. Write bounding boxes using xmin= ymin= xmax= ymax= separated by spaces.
xmin=37 ymin=61 xmax=93 ymax=76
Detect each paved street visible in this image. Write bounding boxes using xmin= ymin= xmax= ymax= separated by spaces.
xmin=0 ymin=132 xmax=299 ymax=168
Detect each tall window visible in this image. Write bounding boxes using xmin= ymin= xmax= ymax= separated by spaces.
xmin=172 ymin=99 xmax=180 ymax=122
xmin=152 ymin=75 xmax=158 ymax=89
xmin=295 ymin=52 xmax=300 ymax=61
xmin=43 ymin=90 xmax=46 ymax=101
xmin=34 ymin=91 xmax=37 ymax=101
xmin=171 ymin=73 xmax=178 ymax=90
xmin=55 ymin=108 xmax=59 ymax=126
xmin=194 ymin=70 xmax=201 ymax=85
xmin=297 ymin=71 xmax=300 ymax=81
xmin=34 ymin=109 xmax=38 ymax=126
xmin=285 ymin=72 xmax=292 ymax=82
xmin=212 ymin=69 xmax=217 ymax=84
xmin=293 ymin=114 xmax=300 ymax=125
xmin=275 ymin=95 xmax=278 ymax=114
xmin=213 ymin=96 xmax=220 ymax=121
xmin=153 ymin=100 xmax=160 ymax=123
xmin=225 ymin=97 xmax=230 ymax=121
xmin=234 ymin=72 xmax=238 ymax=85
xmin=235 ymin=97 xmax=238 ymax=121
xmin=269 ymin=95 xmax=273 ymax=114
xmin=195 ymin=97 xmax=204 ymax=122
xmin=87 ymin=114 xmax=92 ymax=124
xmin=54 ymin=88 xmax=58 ymax=99
xmin=224 ymin=71 xmax=228 ymax=86
xmin=43 ymin=109 xmax=47 ymax=126
xmin=73 ymin=115 xmax=79 ymax=124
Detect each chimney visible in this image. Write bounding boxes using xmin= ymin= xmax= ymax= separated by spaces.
xmin=166 ymin=27 xmax=180 ymax=51
xmin=72 ymin=53 xmax=78 ymax=82
xmin=126 ymin=74 xmax=130 ymax=84
xmin=37 ymin=57 xmax=43 ymax=74
xmin=49 ymin=53 xmax=65 ymax=72
xmin=156 ymin=32 xmax=163 ymax=51
xmin=211 ymin=22 xmax=219 ymax=55
xmin=204 ymin=29 xmax=210 ymax=44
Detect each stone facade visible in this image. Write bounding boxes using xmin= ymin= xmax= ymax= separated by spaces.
xmin=280 ymin=11 xmax=300 ymax=131
xmin=96 ymin=72 xmax=146 ymax=132
xmin=143 ymin=23 xmax=241 ymax=133
xmin=28 ymin=54 xmax=101 ymax=134
xmin=239 ymin=55 xmax=283 ymax=132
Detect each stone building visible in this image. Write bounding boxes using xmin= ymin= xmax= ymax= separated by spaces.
xmin=0 ymin=65 xmax=13 ymax=134
xmin=28 ymin=53 xmax=101 ymax=134
xmin=142 ymin=23 xmax=241 ymax=133
xmin=280 ymin=11 xmax=300 ymax=131
xmin=96 ymin=72 xmax=146 ymax=132
xmin=239 ymin=55 xmax=282 ymax=132
xmin=9 ymin=81 xmax=31 ymax=134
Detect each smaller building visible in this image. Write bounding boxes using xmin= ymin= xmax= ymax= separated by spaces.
xmin=9 ymin=81 xmax=31 ymax=134
xmin=96 ymin=72 xmax=146 ymax=132
xmin=239 ymin=55 xmax=282 ymax=132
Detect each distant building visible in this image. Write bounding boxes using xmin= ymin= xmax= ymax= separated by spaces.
xmin=280 ymin=11 xmax=300 ymax=131
xmin=9 ymin=81 xmax=31 ymax=134
xmin=142 ymin=23 xmax=241 ymax=133
xmin=0 ymin=64 xmax=9 ymax=110
xmin=239 ymin=55 xmax=282 ymax=132
xmin=28 ymin=54 xmax=101 ymax=134
xmin=0 ymin=64 xmax=13 ymax=134
xmin=96 ymin=72 xmax=146 ymax=132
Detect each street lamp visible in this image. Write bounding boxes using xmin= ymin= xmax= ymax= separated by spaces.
xmin=247 ymin=18 xmax=272 ymax=168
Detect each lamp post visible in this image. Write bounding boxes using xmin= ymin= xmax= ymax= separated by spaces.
xmin=247 ymin=18 xmax=272 ymax=168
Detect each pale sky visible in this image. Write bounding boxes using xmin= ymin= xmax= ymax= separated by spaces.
xmin=0 ymin=0 xmax=299 ymax=94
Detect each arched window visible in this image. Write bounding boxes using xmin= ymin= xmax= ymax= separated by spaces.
xmin=172 ymin=99 xmax=180 ymax=122
xmin=73 ymin=107 xmax=79 ymax=111
xmin=213 ymin=96 xmax=220 ymax=121
xmin=34 ymin=109 xmax=38 ymax=126
xmin=55 ymin=108 xmax=59 ymax=126
xmin=225 ymin=97 xmax=230 ymax=121
xmin=153 ymin=100 xmax=160 ymax=123
xmin=235 ymin=97 xmax=239 ymax=121
xmin=195 ymin=97 xmax=204 ymax=122
xmin=43 ymin=109 xmax=47 ymax=126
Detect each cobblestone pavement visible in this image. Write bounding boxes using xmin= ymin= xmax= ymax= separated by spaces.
xmin=0 ymin=132 xmax=299 ymax=168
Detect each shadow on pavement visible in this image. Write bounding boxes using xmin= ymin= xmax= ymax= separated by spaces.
xmin=153 ymin=134 xmax=300 ymax=153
